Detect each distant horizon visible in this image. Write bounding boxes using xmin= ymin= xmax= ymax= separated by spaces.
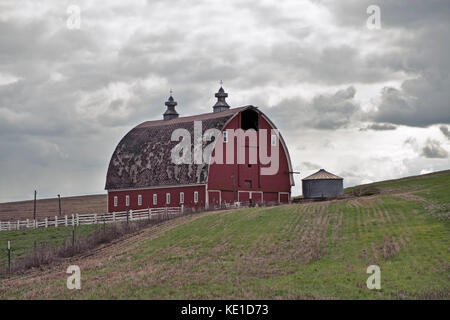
xmin=2 ymin=168 xmax=448 ymax=205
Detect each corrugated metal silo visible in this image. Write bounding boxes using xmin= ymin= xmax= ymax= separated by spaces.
xmin=302 ymin=169 xmax=343 ymax=198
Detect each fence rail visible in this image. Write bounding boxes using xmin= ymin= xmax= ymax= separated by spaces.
xmin=0 ymin=206 xmax=183 ymax=232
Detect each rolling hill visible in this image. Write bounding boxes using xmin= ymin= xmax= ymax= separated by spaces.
xmin=0 ymin=194 xmax=107 ymax=221
xmin=0 ymin=170 xmax=449 ymax=299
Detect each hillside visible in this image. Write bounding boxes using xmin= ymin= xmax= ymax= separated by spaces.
xmin=0 ymin=171 xmax=449 ymax=299
xmin=0 ymin=194 xmax=107 ymax=221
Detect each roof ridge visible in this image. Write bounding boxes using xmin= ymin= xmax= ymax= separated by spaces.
xmin=137 ymin=105 xmax=254 ymax=128
xmin=302 ymin=169 xmax=343 ymax=180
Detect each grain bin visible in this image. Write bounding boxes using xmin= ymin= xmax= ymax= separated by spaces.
xmin=302 ymin=169 xmax=343 ymax=198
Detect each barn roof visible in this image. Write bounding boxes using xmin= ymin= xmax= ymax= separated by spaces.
xmin=105 ymin=106 xmax=250 ymax=190
xmin=302 ymin=169 xmax=343 ymax=180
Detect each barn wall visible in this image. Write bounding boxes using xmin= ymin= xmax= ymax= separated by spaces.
xmin=302 ymin=179 xmax=343 ymax=198
xmin=107 ymin=185 xmax=206 ymax=212
xmin=207 ymin=110 xmax=291 ymax=204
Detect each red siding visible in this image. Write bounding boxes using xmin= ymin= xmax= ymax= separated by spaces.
xmin=207 ymin=111 xmax=291 ymax=204
xmin=108 ymin=185 xmax=206 ymax=212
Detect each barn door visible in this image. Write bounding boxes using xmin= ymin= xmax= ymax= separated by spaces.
xmin=238 ymin=191 xmax=250 ymax=205
xmin=279 ymin=193 xmax=289 ymax=204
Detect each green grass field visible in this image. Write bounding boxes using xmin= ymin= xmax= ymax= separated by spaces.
xmin=0 ymin=225 xmax=103 ymax=271
xmin=0 ymin=170 xmax=449 ymax=299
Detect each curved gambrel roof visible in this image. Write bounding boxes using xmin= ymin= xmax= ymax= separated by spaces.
xmin=105 ymin=106 xmax=294 ymax=190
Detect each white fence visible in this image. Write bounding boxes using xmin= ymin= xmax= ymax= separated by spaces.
xmin=0 ymin=206 xmax=183 ymax=232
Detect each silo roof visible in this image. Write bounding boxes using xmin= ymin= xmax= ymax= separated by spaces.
xmin=302 ymin=169 xmax=343 ymax=180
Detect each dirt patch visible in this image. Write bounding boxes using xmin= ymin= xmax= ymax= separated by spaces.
xmin=362 ymin=234 xmax=409 ymax=264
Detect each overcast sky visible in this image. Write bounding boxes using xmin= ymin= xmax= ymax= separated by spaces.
xmin=0 ymin=0 xmax=449 ymax=202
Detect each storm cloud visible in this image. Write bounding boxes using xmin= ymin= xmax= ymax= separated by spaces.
xmin=0 ymin=0 xmax=449 ymax=201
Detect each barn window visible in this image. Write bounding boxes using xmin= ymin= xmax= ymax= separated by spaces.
xmin=241 ymin=109 xmax=258 ymax=131
xmin=223 ymin=131 xmax=228 ymax=143
xmin=153 ymin=194 xmax=157 ymax=205
xmin=271 ymin=134 xmax=277 ymax=146
xmin=138 ymin=194 xmax=142 ymax=206
xmin=166 ymin=193 xmax=171 ymax=205
xmin=113 ymin=196 xmax=118 ymax=207
xmin=125 ymin=195 xmax=130 ymax=207
xmin=244 ymin=180 xmax=252 ymax=188
xmin=194 ymin=191 xmax=199 ymax=203
xmin=180 ymin=192 xmax=184 ymax=204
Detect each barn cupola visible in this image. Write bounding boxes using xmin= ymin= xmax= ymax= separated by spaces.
xmin=163 ymin=91 xmax=179 ymax=120
xmin=213 ymin=84 xmax=230 ymax=113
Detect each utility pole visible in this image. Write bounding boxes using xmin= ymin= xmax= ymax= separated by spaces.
xmin=58 ymin=194 xmax=62 ymax=216
xmin=33 ymin=190 xmax=37 ymax=221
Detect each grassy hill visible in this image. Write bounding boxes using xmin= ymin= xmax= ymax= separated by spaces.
xmin=0 ymin=171 xmax=449 ymax=299
xmin=0 ymin=194 xmax=107 ymax=221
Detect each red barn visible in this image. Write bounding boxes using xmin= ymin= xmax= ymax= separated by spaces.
xmin=105 ymin=86 xmax=294 ymax=212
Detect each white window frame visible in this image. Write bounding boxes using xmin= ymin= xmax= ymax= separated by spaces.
xmin=113 ymin=196 xmax=118 ymax=207
xmin=271 ymin=134 xmax=277 ymax=146
xmin=125 ymin=195 xmax=130 ymax=207
xmin=138 ymin=194 xmax=142 ymax=206
xmin=153 ymin=194 xmax=157 ymax=205
xmin=223 ymin=131 xmax=228 ymax=143
xmin=166 ymin=193 xmax=171 ymax=205
xmin=180 ymin=192 xmax=184 ymax=204
xmin=194 ymin=191 xmax=199 ymax=204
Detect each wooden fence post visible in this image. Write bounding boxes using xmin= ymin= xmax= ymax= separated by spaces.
xmin=130 ymin=210 xmax=133 ymax=221
xmin=113 ymin=212 xmax=116 ymax=222
xmin=76 ymin=214 xmax=79 ymax=226
xmin=8 ymin=221 xmax=11 ymax=231
xmin=72 ymin=214 xmax=75 ymax=226
xmin=26 ymin=219 xmax=29 ymax=228
xmin=7 ymin=241 xmax=11 ymax=274
xmin=148 ymin=208 xmax=151 ymax=220
xmin=45 ymin=218 xmax=48 ymax=228
xmin=17 ymin=220 xmax=20 ymax=230
xmin=94 ymin=214 xmax=97 ymax=224
xmin=72 ymin=225 xmax=75 ymax=255
xmin=55 ymin=216 xmax=58 ymax=228
xmin=65 ymin=215 xmax=68 ymax=227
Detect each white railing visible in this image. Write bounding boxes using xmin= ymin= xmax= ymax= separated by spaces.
xmin=0 ymin=206 xmax=183 ymax=232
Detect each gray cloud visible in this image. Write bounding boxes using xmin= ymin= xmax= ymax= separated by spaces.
xmin=440 ymin=126 xmax=450 ymax=140
xmin=421 ymin=139 xmax=449 ymax=159
xmin=301 ymin=161 xmax=322 ymax=170
xmin=267 ymin=86 xmax=360 ymax=132
xmin=371 ymin=74 xmax=450 ymax=127
xmin=360 ymin=123 xmax=397 ymax=131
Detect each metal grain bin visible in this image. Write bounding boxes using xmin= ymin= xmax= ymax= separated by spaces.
xmin=302 ymin=169 xmax=343 ymax=198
